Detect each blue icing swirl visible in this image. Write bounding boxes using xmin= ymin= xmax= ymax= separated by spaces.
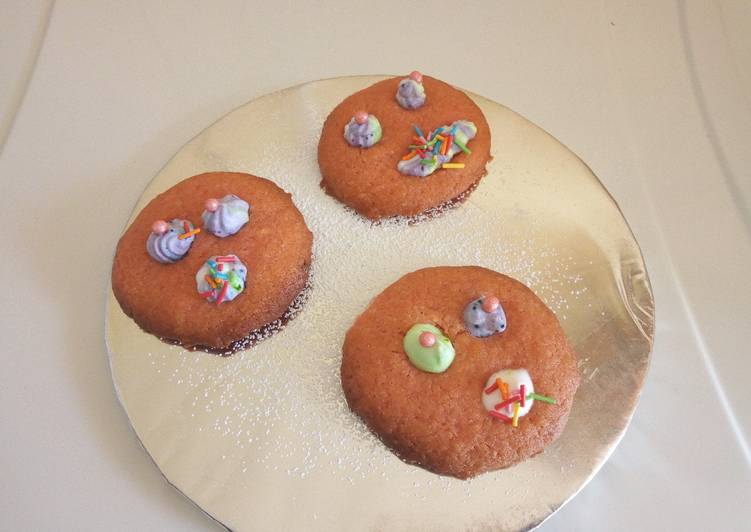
xmin=397 ymin=120 xmax=477 ymax=177
xmin=344 ymin=114 xmax=382 ymax=148
xmin=396 ymin=78 xmax=426 ymax=109
xmin=195 ymin=255 xmax=248 ymax=304
xmin=463 ymin=297 xmax=507 ymax=337
xmin=202 ymin=194 xmax=250 ymax=237
xmin=146 ymin=219 xmax=195 ymax=263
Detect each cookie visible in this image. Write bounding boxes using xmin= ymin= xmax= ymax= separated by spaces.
xmin=112 ymin=172 xmax=313 ymax=352
xmin=341 ymin=266 xmax=579 ymax=479
xmin=318 ymin=75 xmax=491 ymax=220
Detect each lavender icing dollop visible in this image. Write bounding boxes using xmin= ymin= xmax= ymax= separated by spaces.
xmin=343 ymin=114 xmax=382 ymax=148
xmin=463 ymin=297 xmax=507 ymax=337
xmin=146 ymin=219 xmax=196 ymax=263
xmin=396 ymin=78 xmax=426 ymax=109
xmin=201 ymin=194 xmax=250 ymax=237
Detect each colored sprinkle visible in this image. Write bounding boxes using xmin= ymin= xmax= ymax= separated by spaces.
xmin=204 ymin=274 xmax=217 ymax=289
xmin=442 ymin=163 xmax=465 ymax=169
xmin=214 ymin=272 xmax=229 ymax=280
xmin=512 ymin=402 xmax=520 ymax=427
xmin=450 ymin=124 xmax=457 ymax=135
xmin=215 ymin=256 xmax=237 ymax=262
xmin=420 ymin=158 xmax=434 ymax=165
xmin=183 ymin=221 xmax=190 ymax=232
xmin=217 ymin=263 xmax=224 ymax=272
xmin=198 ymin=290 xmax=214 ymax=298
xmin=484 ymin=382 xmax=499 ymax=395
xmin=495 ymin=394 xmax=521 ymax=411
xmin=497 ymin=379 xmax=507 ymax=400
xmin=217 ymin=280 xmax=229 ymax=305
xmin=413 ymin=124 xmax=425 ymax=139
xmin=528 ymin=393 xmax=557 ymax=405
xmin=416 ymin=149 xmax=427 ymax=158
xmin=433 ymin=141 xmax=441 ymax=154
xmin=178 ymin=228 xmax=201 ymax=240
xmin=402 ymin=151 xmax=418 ymax=160
xmin=454 ymin=139 xmax=471 ymax=154
xmin=520 ymin=385 xmax=526 ymax=407
xmin=207 ymin=260 xmax=217 ymax=269
xmin=489 ymin=410 xmax=512 ymax=423
xmin=435 ymin=135 xmax=446 ymax=142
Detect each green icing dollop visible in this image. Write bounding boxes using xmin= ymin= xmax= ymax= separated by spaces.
xmin=403 ymin=323 xmax=455 ymax=373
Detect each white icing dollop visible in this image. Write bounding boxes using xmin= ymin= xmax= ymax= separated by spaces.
xmin=482 ymin=369 xmax=534 ymax=417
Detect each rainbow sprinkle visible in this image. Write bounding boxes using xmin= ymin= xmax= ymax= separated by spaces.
xmin=495 ymin=394 xmax=521 ymax=411
xmin=216 ymin=280 xmax=229 ymax=305
xmin=399 ymin=124 xmax=471 ymax=172
xmin=484 ymin=382 xmax=499 ymax=395
xmin=527 ymin=393 xmax=557 ymax=405
xmin=489 ymin=410 xmax=512 ymax=423
xmin=487 ymin=382 xmax=558 ymax=428
xmin=178 ymin=228 xmax=201 ymax=240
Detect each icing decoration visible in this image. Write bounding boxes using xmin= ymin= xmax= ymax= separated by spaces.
xmin=396 ymin=71 xmax=426 ymax=109
xmin=403 ymin=323 xmax=455 ymax=373
xmin=464 ymin=295 xmax=507 ymax=337
xmin=344 ymin=111 xmax=382 ymax=148
xmin=146 ymin=218 xmax=198 ymax=263
xmin=419 ymin=331 xmax=436 ymax=347
xmin=201 ymin=194 xmax=250 ymax=237
xmin=205 ymin=198 xmax=220 ymax=212
xmin=151 ymin=220 xmax=168 ymax=234
xmin=482 ymin=370 xmax=557 ymax=425
xmin=195 ymin=255 xmax=248 ymax=304
xmin=397 ymin=120 xmax=477 ymax=177
xmin=482 ymin=369 xmax=534 ymax=418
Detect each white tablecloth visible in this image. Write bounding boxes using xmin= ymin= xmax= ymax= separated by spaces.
xmin=2 ymin=1 xmax=749 ymax=529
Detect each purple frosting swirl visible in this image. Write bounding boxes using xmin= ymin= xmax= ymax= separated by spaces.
xmin=146 ymin=219 xmax=195 ymax=263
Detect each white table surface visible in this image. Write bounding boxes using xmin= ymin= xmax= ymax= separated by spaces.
xmin=2 ymin=1 xmax=750 ymax=530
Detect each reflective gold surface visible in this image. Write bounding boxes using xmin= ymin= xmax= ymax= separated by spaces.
xmin=106 ymin=76 xmax=654 ymax=531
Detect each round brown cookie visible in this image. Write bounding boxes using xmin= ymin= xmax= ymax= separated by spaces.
xmin=112 ymin=172 xmax=313 ymax=352
xmin=341 ymin=266 xmax=579 ymax=479
xmin=318 ymin=76 xmax=491 ymax=220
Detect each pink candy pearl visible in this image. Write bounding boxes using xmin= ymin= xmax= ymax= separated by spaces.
xmin=354 ymin=111 xmax=369 ymax=125
xmin=151 ymin=220 xmax=168 ymax=234
xmin=482 ymin=296 xmax=500 ymax=313
xmin=409 ymin=70 xmax=423 ymax=83
xmin=419 ymin=331 xmax=436 ymax=347
xmin=205 ymin=198 xmax=219 ymax=212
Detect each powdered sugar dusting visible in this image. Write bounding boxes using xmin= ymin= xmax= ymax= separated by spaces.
xmin=143 ymin=120 xmax=594 ymax=484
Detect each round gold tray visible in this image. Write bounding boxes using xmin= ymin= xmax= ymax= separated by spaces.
xmin=106 ymin=76 xmax=654 ymax=531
